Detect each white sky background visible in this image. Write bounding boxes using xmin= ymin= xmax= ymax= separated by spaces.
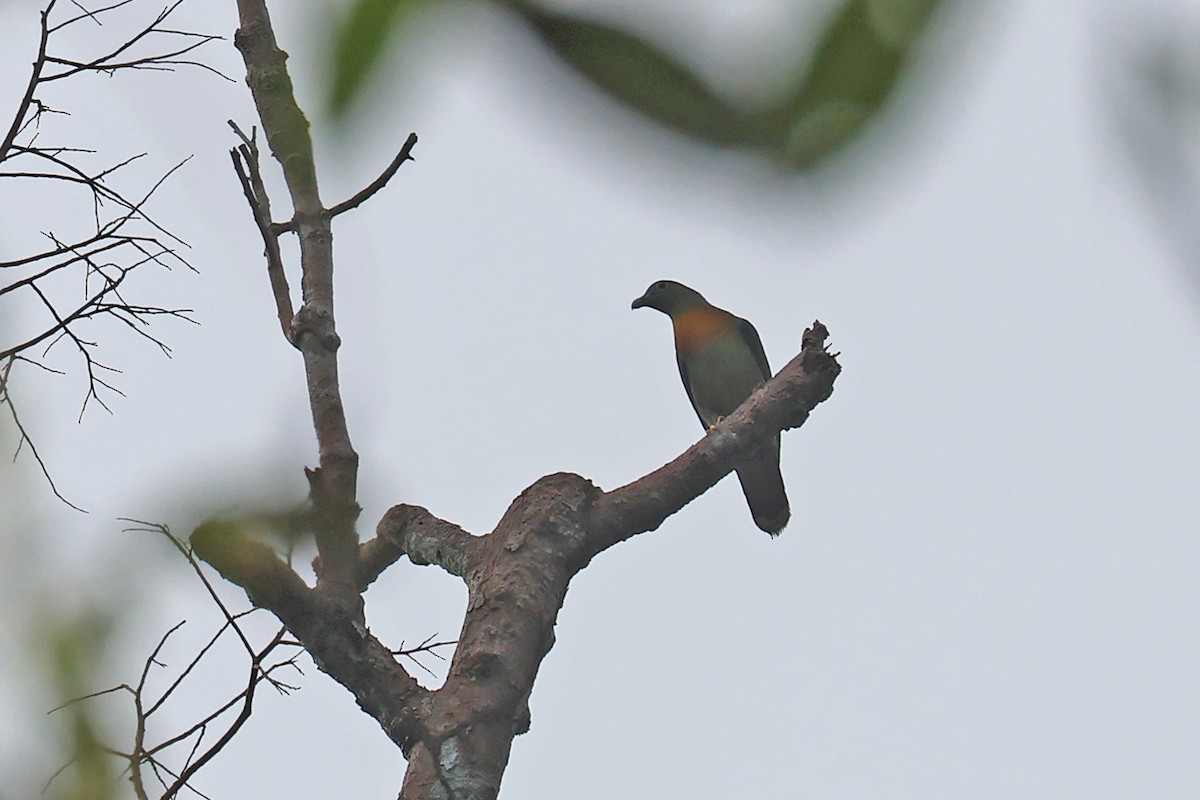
xmin=2 ymin=0 xmax=1200 ymax=797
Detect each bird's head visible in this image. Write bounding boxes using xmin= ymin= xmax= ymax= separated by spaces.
xmin=631 ymin=280 xmax=708 ymax=316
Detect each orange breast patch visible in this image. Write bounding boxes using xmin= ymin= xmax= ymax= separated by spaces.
xmin=672 ymin=307 xmax=733 ymax=356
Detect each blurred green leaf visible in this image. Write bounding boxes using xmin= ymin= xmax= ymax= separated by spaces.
xmin=329 ymin=0 xmax=427 ymax=117
xmin=509 ymin=1 xmax=748 ymax=146
xmin=509 ymin=0 xmax=947 ymax=168
xmin=43 ymin=611 xmax=118 ymax=800
xmin=327 ymin=0 xmax=951 ymax=171
xmin=776 ymin=0 xmax=945 ymax=168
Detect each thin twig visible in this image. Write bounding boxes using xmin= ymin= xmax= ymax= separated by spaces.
xmin=227 ymin=120 xmax=294 ymax=341
xmin=55 ymin=518 xmax=310 ymax=799
xmin=391 ymin=634 xmax=457 ymax=677
xmin=0 ymin=4 xmax=52 ymax=163
xmin=0 ymin=359 xmax=86 ymax=511
xmin=272 ymin=132 xmax=419 ymax=234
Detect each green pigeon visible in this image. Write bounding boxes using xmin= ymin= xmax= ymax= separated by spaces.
xmin=632 ymin=280 xmax=789 ymax=536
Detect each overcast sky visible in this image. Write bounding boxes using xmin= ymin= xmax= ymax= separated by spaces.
xmin=3 ymin=0 xmax=1200 ymax=797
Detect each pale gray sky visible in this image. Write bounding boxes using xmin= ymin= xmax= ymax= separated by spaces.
xmin=3 ymin=0 xmax=1200 ymax=797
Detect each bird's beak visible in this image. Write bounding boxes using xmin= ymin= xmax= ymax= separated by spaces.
xmin=631 ymin=293 xmax=649 ymax=310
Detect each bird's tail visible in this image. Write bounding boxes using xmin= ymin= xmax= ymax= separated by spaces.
xmin=735 ymin=439 xmax=790 ymax=537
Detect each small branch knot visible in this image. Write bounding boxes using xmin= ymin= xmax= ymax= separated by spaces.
xmin=289 ymin=305 xmax=341 ymax=351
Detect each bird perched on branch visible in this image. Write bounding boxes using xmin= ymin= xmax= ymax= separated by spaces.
xmin=632 ymin=280 xmax=789 ymax=536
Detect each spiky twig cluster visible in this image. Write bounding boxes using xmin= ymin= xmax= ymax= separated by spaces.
xmin=53 ymin=522 xmax=304 ymax=800
xmin=56 ymin=517 xmax=458 ymax=799
xmin=1 ymin=0 xmax=225 ymax=505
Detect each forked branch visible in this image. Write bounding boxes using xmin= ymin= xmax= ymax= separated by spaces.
xmin=228 ymin=121 xmax=294 ymax=341
xmin=228 ymin=0 xmax=419 ymax=601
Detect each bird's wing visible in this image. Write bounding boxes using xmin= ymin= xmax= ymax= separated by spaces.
xmin=675 ymin=350 xmax=708 ymax=427
xmin=737 ymin=316 xmax=772 ymax=381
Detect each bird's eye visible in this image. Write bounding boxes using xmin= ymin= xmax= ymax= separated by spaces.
xmin=654 ymin=281 xmax=667 ymax=291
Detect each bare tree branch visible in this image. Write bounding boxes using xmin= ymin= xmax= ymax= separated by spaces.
xmin=0 ymin=356 xmax=85 ymax=511
xmin=190 ymin=519 xmax=433 ymax=754
xmin=233 ymin=0 xmax=364 ymax=601
xmin=227 ymin=120 xmax=294 ymax=341
xmin=366 ymin=505 xmax=478 ymax=584
xmin=271 ymin=133 xmax=420 ymax=234
xmin=42 ymin=0 xmax=231 ymax=83
xmin=327 ymin=134 xmax=418 ymax=218
xmin=58 ymin=521 xmax=309 ymax=800
xmin=0 ymin=2 xmax=53 ymax=164
xmin=392 ymin=634 xmax=458 ymax=678
xmin=2 ymin=0 xmax=218 ymax=505
xmin=191 ymin=319 xmax=838 ymax=799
